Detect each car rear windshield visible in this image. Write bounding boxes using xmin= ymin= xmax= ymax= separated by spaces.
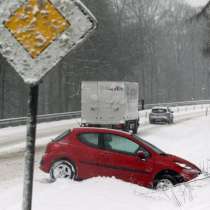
xmin=133 ymin=135 xmax=165 ymax=154
xmin=52 ymin=129 xmax=71 ymax=142
xmin=152 ymin=108 xmax=167 ymax=113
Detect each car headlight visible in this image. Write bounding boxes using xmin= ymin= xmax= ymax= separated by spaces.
xmin=175 ymin=162 xmax=192 ymax=170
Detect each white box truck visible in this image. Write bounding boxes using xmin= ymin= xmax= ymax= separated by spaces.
xmin=81 ymin=81 xmax=139 ymax=133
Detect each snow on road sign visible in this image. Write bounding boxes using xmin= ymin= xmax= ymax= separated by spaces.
xmin=4 ymin=0 xmax=71 ymax=59
xmin=0 ymin=0 xmax=97 ymax=84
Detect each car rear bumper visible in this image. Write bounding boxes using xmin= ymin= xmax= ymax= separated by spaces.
xmin=40 ymin=154 xmax=52 ymax=173
xmin=150 ymin=117 xmax=170 ymax=123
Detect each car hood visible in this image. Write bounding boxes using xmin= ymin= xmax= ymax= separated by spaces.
xmin=159 ymin=153 xmax=200 ymax=170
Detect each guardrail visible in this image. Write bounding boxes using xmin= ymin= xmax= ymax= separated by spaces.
xmin=1 ymin=99 xmax=210 ymax=128
xmin=140 ymin=100 xmax=210 ymax=110
xmin=139 ymin=103 xmax=210 ymax=125
xmin=0 ymin=111 xmax=81 ymax=128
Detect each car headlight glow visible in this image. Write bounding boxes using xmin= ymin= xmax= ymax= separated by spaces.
xmin=175 ymin=162 xmax=192 ymax=170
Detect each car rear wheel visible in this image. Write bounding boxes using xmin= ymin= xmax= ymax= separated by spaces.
xmin=155 ymin=175 xmax=176 ymax=190
xmin=50 ymin=160 xmax=76 ymax=181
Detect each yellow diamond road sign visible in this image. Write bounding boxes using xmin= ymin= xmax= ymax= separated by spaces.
xmin=0 ymin=0 xmax=97 ymax=84
xmin=4 ymin=0 xmax=71 ymax=59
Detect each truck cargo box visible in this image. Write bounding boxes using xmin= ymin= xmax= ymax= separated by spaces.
xmin=81 ymin=81 xmax=139 ymax=133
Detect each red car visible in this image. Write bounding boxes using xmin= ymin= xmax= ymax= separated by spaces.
xmin=40 ymin=127 xmax=201 ymax=189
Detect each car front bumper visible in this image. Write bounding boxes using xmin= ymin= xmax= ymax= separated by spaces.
xmin=180 ymin=168 xmax=201 ymax=182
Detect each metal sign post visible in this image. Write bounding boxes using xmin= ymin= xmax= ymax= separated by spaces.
xmin=0 ymin=1 xmax=97 ymax=210
xmin=22 ymin=84 xmax=39 ymax=210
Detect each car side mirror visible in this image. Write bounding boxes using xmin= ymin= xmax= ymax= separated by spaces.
xmin=137 ymin=151 xmax=146 ymax=160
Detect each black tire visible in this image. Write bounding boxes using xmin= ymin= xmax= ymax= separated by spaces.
xmin=124 ymin=120 xmax=139 ymax=134
xmin=168 ymin=118 xmax=174 ymax=124
xmin=124 ymin=121 xmax=131 ymax=133
xmin=50 ymin=160 xmax=76 ymax=181
xmin=154 ymin=174 xmax=177 ymax=190
xmin=132 ymin=120 xmax=139 ymax=134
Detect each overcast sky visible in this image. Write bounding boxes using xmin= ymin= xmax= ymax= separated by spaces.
xmin=185 ymin=0 xmax=209 ymax=7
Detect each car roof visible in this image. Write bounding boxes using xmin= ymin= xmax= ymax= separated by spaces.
xmin=72 ymin=127 xmax=132 ymax=136
xmin=152 ymin=106 xmax=168 ymax=109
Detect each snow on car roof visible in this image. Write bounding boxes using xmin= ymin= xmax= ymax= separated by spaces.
xmin=152 ymin=106 xmax=168 ymax=109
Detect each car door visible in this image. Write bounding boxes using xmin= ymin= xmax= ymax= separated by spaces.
xmin=99 ymin=133 xmax=154 ymax=186
xmin=74 ymin=132 xmax=106 ymax=179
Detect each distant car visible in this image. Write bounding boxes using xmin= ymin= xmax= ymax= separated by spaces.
xmin=40 ymin=127 xmax=200 ymax=189
xmin=149 ymin=106 xmax=174 ymax=124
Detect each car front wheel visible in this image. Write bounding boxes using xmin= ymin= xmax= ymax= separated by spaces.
xmin=155 ymin=175 xmax=176 ymax=190
xmin=50 ymin=160 xmax=76 ymax=181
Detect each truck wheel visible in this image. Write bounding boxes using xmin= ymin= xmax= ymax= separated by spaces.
xmin=124 ymin=120 xmax=139 ymax=134
xmin=132 ymin=120 xmax=139 ymax=134
xmin=123 ymin=121 xmax=129 ymax=132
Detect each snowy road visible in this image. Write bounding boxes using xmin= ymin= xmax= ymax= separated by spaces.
xmin=0 ymin=108 xmax=208 ymax=185
xmin=0 ymin=119 xmax=80 ymax=149
xmin=0 ymin=109 xmax=210 ymax=210
xmin=0 ymin=106 xmax=207 ymax=156
xmin=0 ymin=110 xmax=210 ymax=210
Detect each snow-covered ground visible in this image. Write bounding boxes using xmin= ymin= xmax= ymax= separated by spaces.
xmin=0 ymin=109 xmax=210 ymax=210
xmin=185 ymin=0 xmax=209 ymax=7
xmin=0 ymin=118 xmax=80 ymax=156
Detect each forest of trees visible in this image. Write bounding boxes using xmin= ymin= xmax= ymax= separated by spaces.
xmin=0 ymin=0 xmax=210 ymax=119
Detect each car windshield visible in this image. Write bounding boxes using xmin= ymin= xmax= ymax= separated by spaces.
xmin=53 ymin=129 xmax=71 ymax=142
xmin=152 ymin=108 xmax=167 ymax=113
xmin=133 ymin=135 xmax=165 ymax=154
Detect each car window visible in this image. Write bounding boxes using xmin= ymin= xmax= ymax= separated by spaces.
xmin=134 ymin=134 xmax=165 ymax=155
xmin=79 ymin=133 xmax=99 ymax=147
xmin=152 ymin=108 xmax=167 ymax=113
xmin=53 ymin=129 xmax=71 ymax=142
xmin=103 ymin=134 xmax=139 ymax=155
